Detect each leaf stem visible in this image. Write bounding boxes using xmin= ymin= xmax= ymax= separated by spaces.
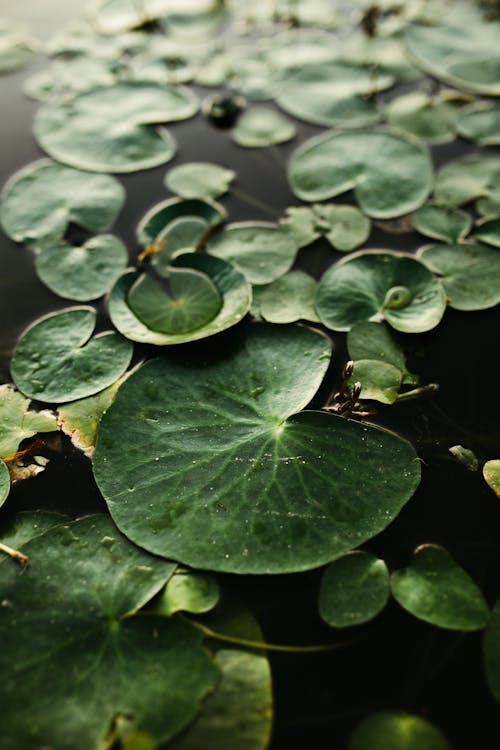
xmin=0 ymin=541 xmax=29 ymax=567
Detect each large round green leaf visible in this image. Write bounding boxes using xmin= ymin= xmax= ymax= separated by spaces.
xmin=35 ymin=235 xmax=128 ymax=301
xmin=0 ymin=514 xmax=218 ymax=750
xmin=288 ymin=130 xmax=433 ymax=218
xmin=348 ymin=711 xmax=451 ymax=750
xmin=391 ymin=545 xmax=489 ymax=630
xmin=0 ymin=159 xmax=125 ymax=245
xmin=276 ymin=61 xmax=392 ymax=128
xmin=93 ymin=324 xmax=421 ymax=574
xmin=318 ymin=551 xmax=390 ymax=628
xmin=127 ymin=267 xmax=222 ymax=334
xmin=316 ymin=251 xmax=447 ymax=333
xmin=34 ymin=82 xmax=198 ymax=173
xmin=207 ymin=222 xmax=299 ymax=284
xmin=418 ymin=243 xmax=500 ymax=311
xmin=11 ymin=307 xmax=133 ymax=403
xmin=165 ymin=162 xmax=235 ymax=200
xmin=108 ymin=254 xmax=251 ymax=345
xmin=405 ymin=7 xmax=500 ymax=95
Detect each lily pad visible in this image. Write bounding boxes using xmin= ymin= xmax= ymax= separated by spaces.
xmin=0 ymin=460 xmax=9 ymax=508
xmin=350 ymin=360 xmax=403 ymax=404
xmin=0 ymin=19 xmax=36 ymax=72
xmin=280 ymin=206 xmax=320 ymax=248
xmin=405 ymin=6 xmax=500 ymax=95
xmin=232 ymin=107 xmax=296 ymax=148
xmin=318 ymin=551 xmax=390 ymax=628
xmin=318 ymin=204 xmax=371 ymax=251
xmin=418 ymin=243 xmax=500 ymax=311
xmin=108 ymin=254 xmax=251 ymax=345
xmin=413 ymin=204 xmax=472 ymax=244
xmin=153 ymin=570 xmax=220 ymax=616
xmin=391 ymin=545 xmax=489 ymax=630
xmin=0 ymin=510 xmax=66 ymax=553
xmin=127 ymin=267 xmax=222 ymax=334
xmin=347 ymin=321 xmax=413 ymax=378
xmin=165 ymin=162 xmax=235 ymax=200
xmin=457 ymin=103 xmax=500 ymax=146
xmin=472 ymin=219 xmax=500 ymax=248
xmin=0 ymin=159 xmax=125 ymax=245
xmin=386 ymin=92 xmax=460 ymax=144
xmin=0 ymin=514 xmax=219 ymax=750
xmin=252 ymin=271 xmax=319 ymax=324
xmin=93 ymin=323 xmax=421 ymax=575
xmin=433 ymin=156 xmax=500 ymax=208
xmin=288 ymin=130 xmax=433 ymax=218
xmin=137 ymin=197 xmax=226 ymax=255
xmin=316 ymin=251 xmax=446 ymax=333
xmin=34 ymin=82 xmax=198 ymax=172
xmin=348 ymin=711 xmax=451 ymax=750
xmin=11 ymin=307 xmax=133 ymax=403
xmin=276 ymin=61 xmax=392 ymax=128
xmin=483 ymin=460 xmax=500 ymax=497
xmin=35 ymin=235 xmax=128 ymax=301
xmin=0 ymin=384 xmax=57 ymax=459
xmin=207 ymin=222 xmax=299 ymax=284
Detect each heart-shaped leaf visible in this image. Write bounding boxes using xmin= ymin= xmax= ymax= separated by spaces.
xmin=165 ymin=162 xmax=235 ymax=200
xmin=11 ymin=307 xmax=133 ymax=403
xmin=0 ymin=159 xmax=125 ymax=245
xmin=318 ymin=551 xmax=390 ymax=628
xmin=434 ymin=156 xmax=500 ymax=208
xmin=418 ymin=243 xmax=500 ymax=311
xmin=316 ymin=251 xmax=446 ymax=332
xmin=350 ymin=360 xmax=403 ymax=404
xmin=0 ymin=514 xmax=218 ymax=750
xmin=457 ymin=103 xmax=500 ymax=146
xmin=153 ymin=570 xmax=220 ymax=616
xmin=288 ymin=130 xmax=433 ymax=218
xmin=93 ymin=324 xmax=421 ymax=574
xmin=473 ymin=219 xmax=500 ymax=248
xmin=35 ymin=235 xmax=128 ymax=301
xmin=386 ymin=92 xmax=460 ymax=144
xmin=108 ymin=254 xmax=251 ymax=345
xmin=34 ymin=82 xmax=198 ymax=172
xmin=232 ymin=107 xmax=296 ymax=148
xmin=252 ymin=271 xmax=319 ymax=324
xmin=413 ymin=204 xmax=472 ymax=244
xmin=207 ymin=222 xmax=299 ymax=284
xmin=391 ymin=545 xmax=489 ymax=630
xmin=137 ymin=197 xmax=226 ymax=255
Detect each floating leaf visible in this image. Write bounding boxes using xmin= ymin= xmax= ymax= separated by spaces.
xmin=153 ymin=570 xmax=220 ymax=616
xmin=35 ymin=235 xmax=128 ymax=302
xmin=232 ymin=107 xmax=296 ymax=148
xmin=483 ymin=460 xmax=500 ymax=497
xmin=0 ymin=514 xmax=219 ymax=750
xmin=109 ymin=254 xmax=251 ymax=345
xmin=386 ymin=92 xmax=460 ymax=144
xmin=341 ymin=33 xmax=422 ymax=82
xmin=280 ymin=206 xmax=320 ymax=248
xmin=288 ymin=130 xmax=433 ymax=218
xmin=137 ymin=197 xmax=225 ymax=255
xmin=0 ymin=18 xmax=36 ymax=72
xmin=0 ymin=159 xmax=125 ymax=245
xmin=457 ymin=103 xmax=500 ymax=146
xmin=165 ymin=162 xmax=235 ymax=200
xmin=127 ymin=267 xmax=222 ymax=334
xmin=170 ymin=606 xmax=272 ymax=750
xmin=0 ymin=460 xmax=9 ymax=508
xmin=276 ymin=61 xmax=391 ymax=128
xmin=350 ymin=360 xmax=403 ymax=404
xmin=207 ymin=222 xmax=299 ymax=284
xmin=318 ymin=551 xmax=390 ymax=628
xmin=316 ymin=251 xmax=446 ymax=333
xmin=318 ymin=204 xmax=371 ymax=251
xmin=0 ymin=510 xmax=66 ymax=553
xmin=418 ymin=243 xmax=500 ymax=311
xmin=413 ymin=204 xmax=471 ymax=244
xmin=348 ymin=711 xmax=451 ymax=750
xmin=433 ymin=156 xmax=500 ymax=207
xmin=347 ymin=321 xmax=414 ymax=380
xmin=405 ymin=6 xmax=500 ymax=95
xmin=449 ymin=445 xmax=479 ymax=471
xmin=58 ymin=375 xmax=129 ymax=457
xmin=23 ymin=57 xmax=115 ymax=102
xmin=0 ymin=384 xmax=57 ymax=459
xmin=93 ymin=324 xmax=421 ymax=575
xmin=11 ymin=307 xmax=133 ymax=403
xmin=472 ymin=218 xmax=500 ymax=248
xmin=34 ymin=82 xmax=198 ymax=173
xmin=252 ymin=271 xmax=319 ymax=324
xmin=391 ymin=545 xmax=489 ymax=630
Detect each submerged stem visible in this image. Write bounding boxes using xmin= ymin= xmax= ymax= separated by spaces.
xmin=0 ymin=541 xmax=28 ymax=567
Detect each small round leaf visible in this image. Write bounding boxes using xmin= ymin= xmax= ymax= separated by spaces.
xmin=348 ymin=711 xmax=451 ymax=750
xmin=165 ymin=162 xmax=235 ymax=200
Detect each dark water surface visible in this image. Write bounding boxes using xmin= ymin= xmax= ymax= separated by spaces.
xmin=1 ymin=3 xmax=500 ymax=749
